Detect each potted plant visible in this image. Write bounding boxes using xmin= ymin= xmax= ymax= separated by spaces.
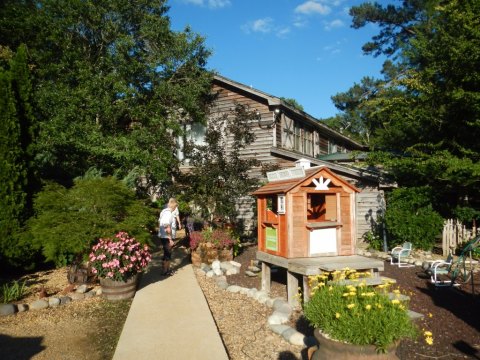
xmin=89 ymin=231 xmax=152 ymax=300
xmin=189 ymin=228 xmax=237 ymax=265
xmin=304 ymin=269 xmax=421 ymax=359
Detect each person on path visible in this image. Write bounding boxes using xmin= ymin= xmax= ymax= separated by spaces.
xmin=158 ymin=198 xmax=177 ymax=276
xmin=171 ymin=204 xmax=181 ymax=241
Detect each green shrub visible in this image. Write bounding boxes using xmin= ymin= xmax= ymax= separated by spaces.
xmin=384 ymin=187 xmax=443 ymax=250
xmin=28 ymin=177 xmax=156 ymax=267
xmin=1 ymin=280 xmax=27 ymax=303
xmin=303 ymin=270 xmax=418 ymax=352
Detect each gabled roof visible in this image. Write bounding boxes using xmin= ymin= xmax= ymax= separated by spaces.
xmin=252 ymin=166 xmax=360 ymax=196
xmin=213 ymin=74 xmax=366 ymax=150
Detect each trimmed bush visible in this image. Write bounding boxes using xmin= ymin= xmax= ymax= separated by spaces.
xmin=384 ymin=187 xmax=443 ymax=250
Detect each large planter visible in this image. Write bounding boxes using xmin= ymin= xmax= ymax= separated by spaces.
xmin=311 ymin=329 xmax=399 ymax=360
xmin=190 ymin=246 xmax=234 ymax=266
xmin=99 ymin=274 xmax=139 ymax=301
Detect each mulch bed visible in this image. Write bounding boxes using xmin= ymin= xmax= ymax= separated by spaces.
xmin=220 ymin=245 xmax=480 ymax=360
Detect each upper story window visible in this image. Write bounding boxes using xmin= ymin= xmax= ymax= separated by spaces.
xmin=177 ymin=122 xmax=206 ymax=161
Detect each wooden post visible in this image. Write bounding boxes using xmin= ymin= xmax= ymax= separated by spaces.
xmin=303 ymin=275 xmax=310 ymax=304
xmin=287 ymin=271 xmax=299 ymax=308
xmin=261 ymin=262 xmax=271 ymax=293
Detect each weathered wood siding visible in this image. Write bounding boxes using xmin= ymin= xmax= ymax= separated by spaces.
xmin=355 ymin=190 xmax=386 ymax=245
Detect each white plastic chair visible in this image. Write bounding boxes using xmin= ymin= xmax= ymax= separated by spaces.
xmin=389 ymin=242 xmax=414 ymax=268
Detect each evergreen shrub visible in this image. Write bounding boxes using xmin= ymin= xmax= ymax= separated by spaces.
xmin=29 ymin=177 xmax=156 ymax=267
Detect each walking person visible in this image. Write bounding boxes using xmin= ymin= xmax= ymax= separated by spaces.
xmin=171 ymin=203 xmax=181 ymax=241
xmin=158 ymin=198 xmax=177 ymax=276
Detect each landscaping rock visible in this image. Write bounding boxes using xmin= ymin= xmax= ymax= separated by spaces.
xmin=225 ymin=268 xmax=239 ymax=276
xmin=95 ymin=287 xmax=102 ymax=296
xmin=48 ymin=297 xmax=61 ymax=307
xmin=59 ymin=296 xmax=72 ymax=305
xmin=415 ymin=260 xmax=423 ymax=267
xmin=30 ymin=299 xmax=49 ymax=310
xmin=211 ymin=260 xmax=221 ymax=270
xmin=272 ymin=298 xmax=289 ymax=311
xmin=220 ymin=261 xmax=234 ymax=271
xmin=85 ymin=290 xmax=96 ymax=299
xmin=68 ymin=292 xmax=85 ymax=301
xmin=213 ymin=268 xmax=223 ymax=276
xmin=217 ymin=280 xmax=229 ymax=290
xmin=226 ymin=285 xmax=242 ymax=293
xmin=239 ymin=287 xmax=250 ymax=295
xmin=245 ymin=270 xmax=258 ymax=277
xmin=247 ymin=288 xmax=258 ymax=298
xmin=206 ymin=270 xmax=215 ymax=278
xmin=247 ymin=265 xmax=261 ymax=273
xmin=253 ymin=290 xmax=268 ymax=301
xmin=17 ymin=304 xmax=28 ymax=312
xmin=0 ymin=304 xmax=16 ymax=316
xmin=267 ymin=311 xmax=289 ymax=325
xmin=269 ymin=324 xmax=291 ymax=335
xmin=229 ymin=260 xmax=241 ymax=269
xmin=76 ymin=284 xmax=88 ymax=294
xmin=265 ymin=298 xmax=275 ymax=308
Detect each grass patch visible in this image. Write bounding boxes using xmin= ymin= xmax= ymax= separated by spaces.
xmin=90 ymin=298 xmax=132 ymax=359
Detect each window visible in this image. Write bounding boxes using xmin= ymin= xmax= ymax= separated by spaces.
xmin=177 ymin=122 xmax=206 ymax=161
xmin=304 ymin=127 xmax=313 ymax=156
xmin=294 ymin=122 xmax=302 ymax=152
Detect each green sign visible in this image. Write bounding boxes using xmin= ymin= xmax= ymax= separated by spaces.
xmin=266 ymin=227 xmax=278 ymax=251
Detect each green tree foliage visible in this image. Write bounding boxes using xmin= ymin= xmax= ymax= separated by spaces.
xmin=28 ymin=177 xmax=156 ymax=267
xmin=280 ymin=97 xmax=304 ymax=112
xmin=331 ymin=0 xmax=480 ymax=224
xmin=180 ymin=104 xmax=260 ymax=225
xmin=384 ymin=187 xmax=443 ymax=250
xmin=0 ymin=45 xmax=37 ymax=268
xmin=0 ymin=0 xmax=213 ymax=190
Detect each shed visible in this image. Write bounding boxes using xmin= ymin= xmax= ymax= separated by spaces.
xmin=252 ymin=165 xmax=360 ymax=259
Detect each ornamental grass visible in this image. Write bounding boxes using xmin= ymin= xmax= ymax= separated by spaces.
xmin=303 ymin=268 xmax=419 ymax=352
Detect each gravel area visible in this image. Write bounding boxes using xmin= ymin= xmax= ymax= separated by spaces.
xmin=196 ymin=245 xmax=480 ymax=360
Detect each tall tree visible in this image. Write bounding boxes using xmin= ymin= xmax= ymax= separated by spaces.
xmin=179 ymin=104 xmax=260 ymax=225
xmin=0 ymin=44 xmax=36 ymax=267
xmin=0 ymin=0 xmax=213 ymax=190
xmin=332 ymin=0 xmax=480 ymax=217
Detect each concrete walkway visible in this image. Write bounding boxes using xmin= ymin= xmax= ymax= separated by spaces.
xmin=113 ymin=242 xmax=229 ymax=360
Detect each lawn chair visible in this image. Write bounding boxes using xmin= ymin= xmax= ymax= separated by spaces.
xmin=424 ymin=253 xmax=457 ymax=287
xmin=390 ymin=242 xmax=414 ymax=267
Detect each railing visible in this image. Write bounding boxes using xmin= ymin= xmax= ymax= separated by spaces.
xmin=442 ymin=219 xmax=478 ymax=256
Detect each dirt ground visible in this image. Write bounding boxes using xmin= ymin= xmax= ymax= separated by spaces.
xmin=0 ymin=268 xmax=131 ymax=360
xmin=216 ymin=245 xmax=480 ymax=360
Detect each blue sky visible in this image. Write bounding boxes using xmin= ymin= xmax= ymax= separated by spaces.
xmin=168 ymin=0 xmax=389 ymax=119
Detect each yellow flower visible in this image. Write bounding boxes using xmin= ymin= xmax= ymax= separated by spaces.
xmin=335 ymin=312 xmax=341 ymax=318
xmin=343 ymin=293 xmax=350 ymax=297
xmin=425 ymin=336 xmax=433 ymax=345
xmin=376 ymin=303 xmax=382 ymax=309
xmin=424 ymin=331 xmax=433 ymax=337
xmin=349 ymin=291 xmax=356 ymax=296
xmin=347 ymin=303 xmax=355 ymax=309
xmin=399 ymin=304 xmax=405 ymax=310
xmin=391 ymin=299 xmax=400 ymax=305
xmin=328 ymin=286 xmax=333 ymax=291
xmin=393 ymin=289 xmax=401 ymax=294
xmin=428 ymin=313 xmax=433 ymax=318
xmin=377 ymin=284 xmax=385 ymax=289
xmin=365 ymin=304 xmax=372 ymax=310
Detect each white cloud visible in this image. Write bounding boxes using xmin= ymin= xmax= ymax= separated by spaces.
xmin=242 ymin=17 xmax=274 ymax=34
xmin=208 ymin=0 xmax=231 ymax=8
xmin=276 ymin=27 xmax=291 ymax=38
xmin=323 ymin=42 xmax=342 ymax=55
xmin=182 ymin=0 xmax=231 ymax=9
xmin=295 ymin=1 xmax=331 ymax=15
xmin=324 ymin=19 xmax=344 ymax=30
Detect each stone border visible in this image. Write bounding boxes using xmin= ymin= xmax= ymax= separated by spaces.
xmin=197 ymin=260 xmax=316 ymax=348
xmin=0 ymin=284 xmax=102 ymax=317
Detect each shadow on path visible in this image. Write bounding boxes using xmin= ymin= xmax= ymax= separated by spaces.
xmin=0 ymin=334 xmax=45 ymax=360
xmin=137 ymin=237 xmax=191 ymax=290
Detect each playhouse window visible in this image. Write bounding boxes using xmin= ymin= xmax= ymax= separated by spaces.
xmin=307 ymin=193 xmax=337 ymax=222
xmin=266 ymin=196 xmax=278 ymax=213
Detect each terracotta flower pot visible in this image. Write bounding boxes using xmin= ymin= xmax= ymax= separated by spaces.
xmin=311 ymin=329 xmax=399 ymax=360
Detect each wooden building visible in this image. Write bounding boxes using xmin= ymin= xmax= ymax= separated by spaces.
xmin=179 ymin=74 xmax=389 ymax=245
